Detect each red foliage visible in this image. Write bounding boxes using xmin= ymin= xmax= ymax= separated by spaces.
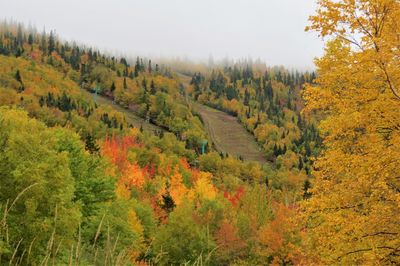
xmin=102 ymin=134 xmax=146 ymax=192
xmin=143 ymin=164 xmax=156 ymax=178
xmin=102 ymin=134 xmax=138 ymax=171
xmin=29 ymin=50 xmax=40 ymax=61
xmin=179 ymin=158 xmax=191 ymax=170
xmin=223 ymin=186 xmax=245 ymax=207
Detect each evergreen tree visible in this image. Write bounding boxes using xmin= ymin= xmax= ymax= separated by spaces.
xmin=298 ymin=156 xmax=304 ymax=170
xmin=150 ymin=80 xmax=156 ymax=94
xmin=85 ymin=134 xmax=100 ymax=154
xmin=16 ymin=24 xmax=23 ymax=46
xmin=28 ymin=33 xmax=34 ymax=45
xmin=15 ymin=70 xmax=24 ymax=92
xmin=134 ymin=66 xmax=139 ymax=77
xmin=15 ymin=70 xmax=22 ymax=83
xmin=123 ymin=77 xmax=127 ymax=89
xmin=110 ymin=81 xmax=116 ymax=92
xmin=244 ymin=88 xmax=250 ymax=105
xmin=303 ymin=179 xmax=312 ymax=199
xmin=48 ymin=30 xmax=56 ymax=55
xmin=142 ymin=77 xmax=148 ymax=91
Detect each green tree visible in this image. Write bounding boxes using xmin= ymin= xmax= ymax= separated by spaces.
xmin=0 ymin=108 xmax=80 ymax=264
xmin=48 ymin=30 xmax=56 ymax=55
xmin=153 ymin=203 xmax=216 ymax=264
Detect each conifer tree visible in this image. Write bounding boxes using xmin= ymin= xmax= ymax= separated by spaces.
xmin=48 ymin=30 xmax=56 ymax=55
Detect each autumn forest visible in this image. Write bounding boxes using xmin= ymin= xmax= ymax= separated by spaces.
xmin=0 ymin=0 xmax=399 ymax=265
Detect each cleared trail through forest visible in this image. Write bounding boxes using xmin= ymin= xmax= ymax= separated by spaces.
xmin=193 ymin=103 xmax=266 ymax=164
xmin=81 ymin=89 xmax=163 ymax=132
xmin=177 ymin=73 xmax=266 ymax=164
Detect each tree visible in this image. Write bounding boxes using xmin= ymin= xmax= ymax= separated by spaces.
xmin=152 ymin=203 xmax=216 ymax=265
xmin=0 ymin=108 xmax=80 ymax=264
xmin=16 ymin=24 xmax=23 ymax=46
xmin=258 ymin=204 xmax=303 ymax=265
xmin=84 ymin=133 xmax=100 ymax=153
xmin=28 ymin=33 xmax=34 ymax=45
xmin=215 ymin=222 xmax=246 ymax=264
xmin=123 ymin=77 xmax=127 ymax=89
xmin=48 ymin=30 xmax=56 ymax=55
xmin=110 ymin=81 xmax=116 ymax=93
xmin=243 ymin=88 xmax=250 ymax=105
xmin=14 ymin=70 xmax=24 ymax=92
xmin=148 ymin=59 xmax=152 ymax=73
xmin=301 ymin=1 xmax=400 ymax=264
xmin=150 ymin=80 xmax=156 ymax=94
xmin=14 ymin=69 xmax=22 ymax=82
xmin=307 ymin=0 xmax=400 ymax=101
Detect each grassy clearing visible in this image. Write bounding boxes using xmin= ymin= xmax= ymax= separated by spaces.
xmin=193 ymin=103 xmax=266 ymax=164
xmin=176 ymin=72 xmax=266 ymax=164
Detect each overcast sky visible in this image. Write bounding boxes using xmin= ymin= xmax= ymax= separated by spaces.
xmin=1 ymin=0 xmax=323 ymax=69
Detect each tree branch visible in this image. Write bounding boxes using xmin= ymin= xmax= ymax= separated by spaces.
xmin=337 ymin=246 xmax=398 ymax=261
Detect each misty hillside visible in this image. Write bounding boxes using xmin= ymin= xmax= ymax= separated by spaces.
xmin=1 ymin=0 xmax=400 ymax=264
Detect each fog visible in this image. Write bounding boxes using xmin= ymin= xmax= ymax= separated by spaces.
xmin=1 ymin=0 xmax=324 ymax=69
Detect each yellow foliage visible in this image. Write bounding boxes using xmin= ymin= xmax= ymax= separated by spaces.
xmin=301 ymin=1 xmax=400 ymax=264
xmin=169 ymin=170 xmax=193 ymax=206
xmin=128 ymin=210 xmax=144 ymax=237
xmin=194 ymin=172 xmax=216 ymax=201
xmin=116 ymin=182 xmax=130 ymax=200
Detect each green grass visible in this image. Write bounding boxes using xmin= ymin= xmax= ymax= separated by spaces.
xmin=193 ymin=103 xmax=266 ymax=164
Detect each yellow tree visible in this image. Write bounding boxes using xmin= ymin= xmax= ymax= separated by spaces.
xmin=301 ymin=0 xmax=400 ymax=264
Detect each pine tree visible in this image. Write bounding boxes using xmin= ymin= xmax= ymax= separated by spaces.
xmin=298 ymin=156 xmax=304 ymax=170
xmin=48 ymin=30 xmax=56 ymax=55
xmin=15 ymin=70 xmax=24 ymax=92
xmin=85 ymin=134 xmax=100 ymax=154
xmin=150 ymin=80 xmax=156 ymax=94
xmin=123 ymin=77 xmax=127 ymax=89
xmin=15 ymin=70 xmax=22 ymax=83
xmin=110 ymin=81 xmax=116 ymax=92
xmin=142 ymin=77 xmax=147 ymax=91
xmin=28 ymin=33 xmax=34 ymax=45
xmin=244 ymin=89 xmax=250 ymax=105
xmin=16 ymin=24 xmax=23 ymax=46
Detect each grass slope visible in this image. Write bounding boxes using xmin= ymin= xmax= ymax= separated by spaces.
xmin=177 ymin=72 xmax=266 ymax=163
xmin=194 ymin=102 xmax=266 ymax=164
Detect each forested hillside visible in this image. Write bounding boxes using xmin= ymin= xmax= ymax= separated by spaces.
xmin=1 ymin=0 xmax=400 ymax=264
xmin=0 ymin=22 xmax=302 ymax=265
xmin=187 ymin=65 xmax=321 ymax=202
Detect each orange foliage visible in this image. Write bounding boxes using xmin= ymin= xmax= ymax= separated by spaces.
xmin=102 ymin=134 xmax=146 ymax=198
xmin=102 ymin=134 xmax=138 ymax=170
xmin=216 ymin=222 xmax=246 ymax=259
xmin=120 ymin=163 xmax=145 ymax=189
xmin=258 ymin=203 xmax=303 ymax=265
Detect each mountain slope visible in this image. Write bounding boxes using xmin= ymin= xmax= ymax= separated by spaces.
xmin=194 ymin=102 xmax=266 ymax=163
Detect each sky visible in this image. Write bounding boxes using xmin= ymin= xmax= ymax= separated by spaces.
xmin=0 ymin=0 xmax=324 ymax=69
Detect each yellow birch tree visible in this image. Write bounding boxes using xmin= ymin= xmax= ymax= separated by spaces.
xmin=301 ymin=0 xmax=400 ymax=264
